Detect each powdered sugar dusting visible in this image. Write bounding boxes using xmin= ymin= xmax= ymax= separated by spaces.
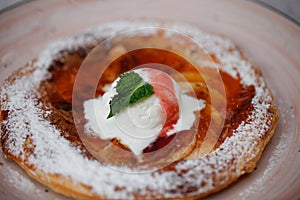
xmin=4 ymin=165 xmax=40 ymax=196
xmin=0 ymin=21 xmax=276 ymax=199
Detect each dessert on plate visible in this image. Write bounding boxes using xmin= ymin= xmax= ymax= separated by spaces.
xmin=0 ymin=21 xmax=279 ymax=199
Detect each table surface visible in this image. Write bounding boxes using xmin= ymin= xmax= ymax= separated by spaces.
xmin=258 ymin=0 xmax=300 ymax=24
xmin=0 ymin=0 xmax=300 ymax=25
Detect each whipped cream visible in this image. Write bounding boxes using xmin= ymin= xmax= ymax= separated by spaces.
xmin=84 ymin=68 xmax=205 ymax=155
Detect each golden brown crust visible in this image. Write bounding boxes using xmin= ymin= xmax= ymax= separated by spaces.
xmin=0 ymin=21 xmax=279 ymax=199
xmin=5 ymin=154 xmax=99 ymax=200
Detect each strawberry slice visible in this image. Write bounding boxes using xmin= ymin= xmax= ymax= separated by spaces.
xmin=144 ymin=68 xmax=179 ymax=137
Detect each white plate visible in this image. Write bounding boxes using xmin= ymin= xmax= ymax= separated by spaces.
xmin=0 ymin=0 xmax=299 ymax=199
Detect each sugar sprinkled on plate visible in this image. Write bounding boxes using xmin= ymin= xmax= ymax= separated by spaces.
xmin=0 ymin=20 xmax=276 ymax=199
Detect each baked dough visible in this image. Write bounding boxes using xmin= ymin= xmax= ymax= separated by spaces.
xmin=0 ymin=21 xmax=279 ymax=199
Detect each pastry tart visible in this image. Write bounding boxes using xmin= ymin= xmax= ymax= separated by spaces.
xmin=0 ymin=21 xmax=279 ymax=199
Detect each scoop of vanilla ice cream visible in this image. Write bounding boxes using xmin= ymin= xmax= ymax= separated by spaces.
xmin=84 ymin=68 xmax=205 ymax=155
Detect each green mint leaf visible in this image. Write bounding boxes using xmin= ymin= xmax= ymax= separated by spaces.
xmin=129 ymin=83 xmax=154 ymax=104
xmin=107 ymin=71 xmax=154 ymax=119
xmin=116 ymin=72 xmax=143 ymax=94
xmin=107 ymin=94 xmax=130 ymax=119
